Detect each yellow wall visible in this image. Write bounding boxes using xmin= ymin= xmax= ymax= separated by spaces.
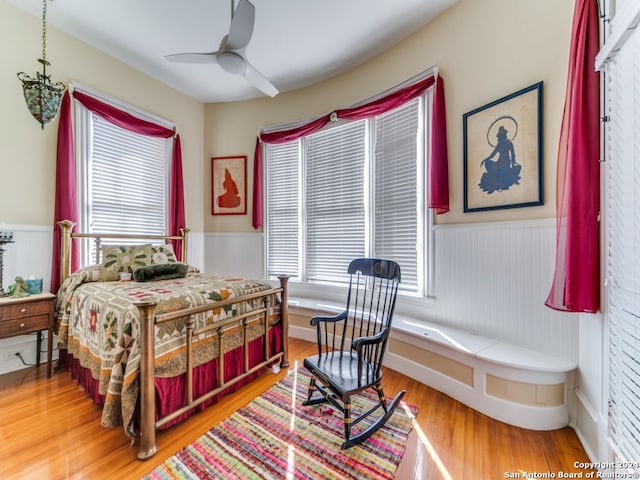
xmin=0 ymin=0 xmax=205 ymax=231
xmin=205 ymin=0 xmax=574 ymax=233
xmin=0 ymin=0 xmax=574 ymax=235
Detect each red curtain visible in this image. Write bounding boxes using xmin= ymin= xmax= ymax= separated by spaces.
xmin=169 ymin=135 xmax=186 ymax=258
xmin=545 ymin=0 xmax=600 ymax=313
xmin=252 ymin=73 xmax=449 ymax=228
xmin=51 ymin=91 xmax=186 ymax=291
xmin=429 ymin=77 xmax=450 ymax=214
xmin=51 ymin=91 xmax=78 ymax=293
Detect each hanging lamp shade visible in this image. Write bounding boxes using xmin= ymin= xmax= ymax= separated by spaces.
xmin=17 ymin=0 xmax=65 ymax=129
xmin=18 ymin=61 xmax=65 ymax=128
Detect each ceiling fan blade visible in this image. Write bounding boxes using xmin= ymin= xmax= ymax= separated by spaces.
xmin=165 ymin=52 xmax=219 ymax=64
xmin=226 ymin=0 xmax=255 ymax=51
xmin=244 ymin=61 xmax=278 ymax=97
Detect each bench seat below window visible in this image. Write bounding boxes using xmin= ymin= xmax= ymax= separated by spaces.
xmin=288 ymin=300 xmax=576 ymax=431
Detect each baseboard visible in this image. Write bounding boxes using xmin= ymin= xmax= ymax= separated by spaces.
xmin=573 ymin=387 xmax=603 ymax=464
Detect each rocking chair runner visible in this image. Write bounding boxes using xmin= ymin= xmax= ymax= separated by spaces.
xmin=302 ymin=258 xmax=405 ymax=449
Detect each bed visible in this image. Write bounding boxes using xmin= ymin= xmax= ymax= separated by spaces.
xmin=54 ymin=220 xmax=289 ymax=460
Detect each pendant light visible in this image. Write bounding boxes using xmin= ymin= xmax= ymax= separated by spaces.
xmin=17 ymin=0 xmax=65 ymax=129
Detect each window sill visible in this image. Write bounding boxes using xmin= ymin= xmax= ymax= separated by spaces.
xmin=283 ymin=280 xmax=436 ymax=321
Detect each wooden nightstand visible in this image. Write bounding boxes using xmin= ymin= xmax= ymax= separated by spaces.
xmin=0 ymin=293 xmax=56 ymax=377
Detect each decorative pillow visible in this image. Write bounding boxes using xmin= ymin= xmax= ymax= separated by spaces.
xmin=132 ymin=262 xmax=188 ymax=282
xmin=82 ymin=264 xmax=102 ymax=282
xmin=150 ymin=244 xmax=177 ymax=265
xmin=99 ymin=244 xmax=152 ymax=281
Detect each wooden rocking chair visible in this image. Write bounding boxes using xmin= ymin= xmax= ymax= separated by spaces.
xmin=302 ymin=258 xmax=405 ymax=449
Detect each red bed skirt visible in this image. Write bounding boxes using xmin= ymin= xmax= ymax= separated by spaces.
xmin=60 ymin=323 xmax=282 ymax=430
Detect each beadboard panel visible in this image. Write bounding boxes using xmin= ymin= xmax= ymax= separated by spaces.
xmin=433 ymin=219 xmax=578 ymax=362
xmin=203 ymin=232 xmax=265 ymax=278
xmin=185 ymin=232 xmax=205 ymax=273
xmin=1 ymin=224 xmax=53 ymax=292
xmin=203 ymin=221 xmax=577 ymax=362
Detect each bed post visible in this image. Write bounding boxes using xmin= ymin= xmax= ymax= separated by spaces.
xmin=135 ymin=299 xmax=159 ymax=461
xmin=278 ymin=275 xmax=289 ymax=368
xmin=58 ymin=220 xmax=75 ymax=287
xmin=180 ymin=227 xmax=190 ymax=263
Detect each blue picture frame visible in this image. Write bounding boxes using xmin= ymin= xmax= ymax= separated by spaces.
xmin=463 ymin=81 xmax=544 ymax=213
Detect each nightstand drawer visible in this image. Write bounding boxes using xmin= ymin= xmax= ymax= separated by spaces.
xmin=0 ymin=313 xmax=50 ymax=337
xmin=0 ymin=300 xmax=51 ymax=321
xmin=0 ymin=293 xmax=56 ymax=377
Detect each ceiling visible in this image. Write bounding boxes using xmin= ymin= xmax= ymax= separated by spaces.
xmin=9 ymin=0 xmax=458 ymax=103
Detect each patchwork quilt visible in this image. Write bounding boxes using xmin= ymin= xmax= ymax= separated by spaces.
xmin=56 ymin=267 xmax=280 ymax=432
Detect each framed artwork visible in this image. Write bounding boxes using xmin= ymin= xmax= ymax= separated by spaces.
xmin=463 ymin=81 xmax=543 ymax=212
xmin=211 ymin=155 xmax=247 ymax=215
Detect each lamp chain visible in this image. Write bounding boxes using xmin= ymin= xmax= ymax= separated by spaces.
xmin=41 ymin=0 xmax=48 ymax=62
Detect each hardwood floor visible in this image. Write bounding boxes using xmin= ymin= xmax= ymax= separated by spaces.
xmin=0 ymin=337 xmax=595 ymax=479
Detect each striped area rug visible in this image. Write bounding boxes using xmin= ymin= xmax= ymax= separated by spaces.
xmin=143 ymin=366 xmax=417 ymax=479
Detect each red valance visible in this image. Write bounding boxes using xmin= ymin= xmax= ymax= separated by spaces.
xmin=252 ymin=73 xmax=449 ymax=229
xmin=73 ymin=91 xmax=176 ymax=138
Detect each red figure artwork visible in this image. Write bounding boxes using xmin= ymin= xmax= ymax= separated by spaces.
xmin=217 ymin=168 xmax=241 ymax=208
xmin=211 ymin=156 xmax=246 ymax=215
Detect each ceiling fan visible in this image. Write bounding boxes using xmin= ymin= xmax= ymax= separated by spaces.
xmin=165 ymin=0 xmax=278 ymax=97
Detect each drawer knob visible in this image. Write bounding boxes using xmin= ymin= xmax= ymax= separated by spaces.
xmin=20 ymin=323 xmax=25 ymax=328
xmin=20 ymin=308 xmax=27 ymax=313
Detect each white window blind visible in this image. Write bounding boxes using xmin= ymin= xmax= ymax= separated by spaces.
xmin=306 ymin=121 xmax=366 ymax=283
xmin=265 ymin=91 xmax=429 ymax=294
xmin=75 ymin=101 xmax=171 ymax=264
xmin=604 ymin=18 xmax=640 ymax=466
xmin=374 ymin=98 xmax=421 ymax=289
xmin=266 ymin=141 xmax=300 ymax=278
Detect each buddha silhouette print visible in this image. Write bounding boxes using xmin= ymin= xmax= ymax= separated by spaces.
xmin=217 ymin=168 xmax=241 ymax=208
xmin=478 ymin=116 xmax=521 ymax=194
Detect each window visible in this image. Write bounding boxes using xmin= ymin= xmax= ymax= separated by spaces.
xmin=74 ymin=97 xmax=172 ymax=264
xmin=265 ymin=94 xmax=430 ymax=295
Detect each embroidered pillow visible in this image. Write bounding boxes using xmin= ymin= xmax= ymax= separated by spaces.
xmin=150 ymin=244 xmax=177 ymax=265
xmin=99 ymin=244 xmax=152 ymax=281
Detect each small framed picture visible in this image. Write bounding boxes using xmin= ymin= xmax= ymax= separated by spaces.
xmin=463 ymin=81 xmax=544 ymax=212
xmin=211 ymin=155 xmax=247 ymax=215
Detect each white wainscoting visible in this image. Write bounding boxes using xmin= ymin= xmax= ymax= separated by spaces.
xmin=185 ymin=232 xmax=205 ymax=273
xmin=203 ymin=232 xmax=264 ymax=278
xmin=202 ymin=221 xmax=577 ymax=362
xmin=432 ymin=219 xmax=579 ymax=362
xmin=1 ymin=224 xmax=53 ymax=292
